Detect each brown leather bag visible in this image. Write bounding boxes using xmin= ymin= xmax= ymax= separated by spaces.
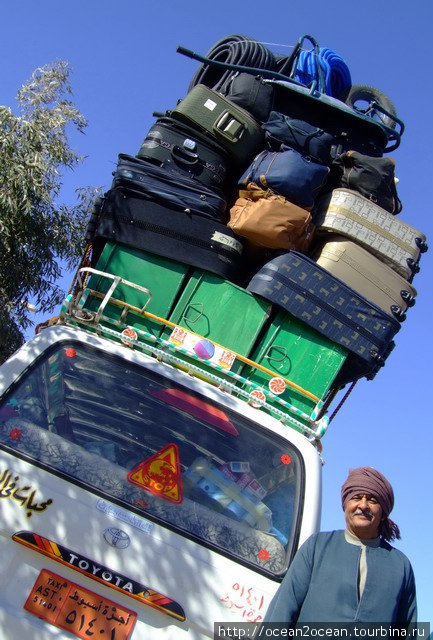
xmin=228 ymin=183 xmax=314 ymax=250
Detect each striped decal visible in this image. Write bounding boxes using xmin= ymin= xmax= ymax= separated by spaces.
xmin=12 ymin=531 xmax=185 ymax=621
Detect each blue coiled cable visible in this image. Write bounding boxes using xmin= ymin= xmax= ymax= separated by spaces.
xmin=294 ymin=47 xmax=352 ymax=100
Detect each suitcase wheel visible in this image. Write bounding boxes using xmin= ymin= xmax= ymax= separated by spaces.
xmin=391 ymin=305 xmax=406 ymax=322
xmin=415 ymin=237 xmax=428 ymax=253
xmin=400 ymin=290 xmax=416 ymax=307
xmin=406 ymin=258 xmax=421 ymax=274
xmin=370 ymin=349 xmax=385 ymax=367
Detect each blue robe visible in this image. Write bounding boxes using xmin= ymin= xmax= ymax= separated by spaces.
xmin=265 ymin=530 xmax=417 ymax=623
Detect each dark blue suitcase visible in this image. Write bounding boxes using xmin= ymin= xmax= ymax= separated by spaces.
xmin=247 ymin=252 xmax=401 ymax=381
xmin=92 ymin=187 xmax=244 ymax=283
xmin=113 ymin=154 xmax=227 ymax=222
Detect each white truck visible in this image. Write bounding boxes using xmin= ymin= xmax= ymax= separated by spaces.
xmin=0 ymin=287 xmax=322 ymax=639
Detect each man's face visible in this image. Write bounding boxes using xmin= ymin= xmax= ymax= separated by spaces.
xmin=344 ymin=493 xmax=383 ymax=539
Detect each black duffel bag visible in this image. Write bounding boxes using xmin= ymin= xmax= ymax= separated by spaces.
xmin=329 ymin=150 xmax=402 ymax=214
xmin=225 ymin=73 xmax=275 ymax=123
xmin=262 ymin=111 xmax=340 ymax=165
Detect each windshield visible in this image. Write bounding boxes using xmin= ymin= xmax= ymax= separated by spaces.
xmin=0 ymin=342 xmax=303 ymax=575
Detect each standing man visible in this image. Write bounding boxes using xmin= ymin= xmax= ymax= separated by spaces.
xmin=265 ymin=466 xmax=417 ymax=623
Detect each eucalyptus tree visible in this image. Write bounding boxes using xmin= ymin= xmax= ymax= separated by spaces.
xmin=0 ymin=61 xmax=97 ymax=362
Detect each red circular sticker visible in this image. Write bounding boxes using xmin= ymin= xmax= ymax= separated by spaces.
xmin=65 ymin=348 xmax=76 ymax=358
xmin=121 ymin=328 xmax=138 ymax=346
xmin=9 ymin=428 xmax=22 ymax=440
xmin=249 ymin=389 xmax=266 ymax=408
xmin=280 ymin=454 xmax=292 ymax=465
xmin=258 ymin=549 xmax=270 ymax=561
xmin=269 ymin=376 xmax=286 ymax=395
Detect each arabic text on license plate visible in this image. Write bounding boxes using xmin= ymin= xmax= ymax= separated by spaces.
xmin=24 ymin=568 xmax=137 ymax=639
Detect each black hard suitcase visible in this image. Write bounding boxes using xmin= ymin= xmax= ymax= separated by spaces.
xmin=113 ymin=154 xmax=227 ymax=222
xmin=247 ymin=252 xmax=401 ymax=380
xmin=171 ymin=85 xmax=264 ymax=168
xmin=92 ymin=187 xmax=244 ymax=282
xmin=137 ymin=117 xmax=231 ymax=189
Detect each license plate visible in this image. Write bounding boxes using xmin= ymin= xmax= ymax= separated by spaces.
xmin=24 ymin=568 xmax=137 ymax=639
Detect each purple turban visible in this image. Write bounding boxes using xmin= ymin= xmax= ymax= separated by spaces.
xmin=341 ymin=467 xmax=400 ymax=542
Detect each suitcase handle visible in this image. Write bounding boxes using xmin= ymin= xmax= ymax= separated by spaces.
xmin=215 ymin=112 xmax=245 ymax=142
xmin=172 ymin=144 xmax=199 ymax=167
xmin=183 ymin=303 xmax=206 ymax=325
xmin=265 ymin=345 xmax=289 ymax=364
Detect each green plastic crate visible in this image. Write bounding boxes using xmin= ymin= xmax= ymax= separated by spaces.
xmin=83 ymin=242 xmax=190 ymax=338
xmin=163 ymin=271 xmax=272 ymax=373
xmin=243 ymin=309 xmax=348 ymax=420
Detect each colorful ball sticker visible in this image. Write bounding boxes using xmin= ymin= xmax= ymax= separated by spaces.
xmin=121 ymin=328 xmax=138 ymax=346
xmin=9 ymin=428 xmax=22 ymax=440
xmin=269 ymin=376 xmax=286 ymax=395
xmin=194 ymin=339 xmax=215 ymax=360
xmin=258 ymin=549 xmax=270 ymax=561
xmin=249 ymin=389 xmax=266 ymax=408
xmin=280 ymin=454 xmax=292 ymax=465
xmin=65 ymin=348 xmax=76 ymax=358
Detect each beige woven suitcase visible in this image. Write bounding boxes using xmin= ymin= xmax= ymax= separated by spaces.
xmin=314 ymin=188 xmax=427 ymax=280
xmin=311 ymin=236 xmax=417 ymax=321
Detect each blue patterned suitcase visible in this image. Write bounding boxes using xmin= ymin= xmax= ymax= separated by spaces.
xmin=247 ymin=252 xmax=401 ymax=381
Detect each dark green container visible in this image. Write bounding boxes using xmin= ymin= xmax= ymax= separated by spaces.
xmin=164 ymin=271 xmax=272 ymax=373
xmin=243 ymin=309 xmax=348 ymax=419
xmin=83 ymin=242 xmax=190 ymax=338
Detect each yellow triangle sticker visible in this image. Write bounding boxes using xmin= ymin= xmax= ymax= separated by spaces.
xmin=127 ymin=444 xmax=183 ymax=504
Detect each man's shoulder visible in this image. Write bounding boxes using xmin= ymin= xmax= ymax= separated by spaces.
xmin=302 ymin=529 xmax=344 ymax=548
xmin=379 ymin=539 xmax=414 ymax=567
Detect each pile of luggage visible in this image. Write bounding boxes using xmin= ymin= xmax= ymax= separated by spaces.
xmin=84 ymin=34 xmax=427 ymax=429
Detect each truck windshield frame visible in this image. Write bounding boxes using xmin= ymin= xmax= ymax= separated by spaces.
xmin=0 ymin=340 xmax=304 ymax=576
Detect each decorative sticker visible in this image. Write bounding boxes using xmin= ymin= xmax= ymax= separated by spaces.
xmin=121 ymin=328 xmax=138 ymax=347
xmin=280 ymin=454 xmax=292 ymax=465
xmin=169 ymin=326 xmax=236 ymax=370
xmin=268 ymin=376 xmax=286 ymax=395
xmin=95 ymin=499 xmax=154 ymax=534
xmin=0 ymin=468 xmax=53 ymax=518
xmin=13 ymin=531 xmax=185 ymax=621
xmin=24 ymin=568 xmax=137 ymax=640
xmin=248 ymin=389 xmax=266 ymax=408
xmin=258 ymin=549 xmax=270 ymax=562
xmin=65 ymin=348 xmax=77 ymax=358
xmin=219 ymin=582 xmax=266 ymax=622
xmin=126 ymin=444 xmax=183 ymax=504
xmin=204 ymin=98 xmax=217 ymax=111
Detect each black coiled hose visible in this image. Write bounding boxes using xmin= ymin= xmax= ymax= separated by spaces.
xmin=188 ymin=34 xmax=278 ymax=94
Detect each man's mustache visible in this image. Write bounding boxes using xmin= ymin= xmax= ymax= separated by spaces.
xmin=353 ymin=509 xmax=373 ymax=519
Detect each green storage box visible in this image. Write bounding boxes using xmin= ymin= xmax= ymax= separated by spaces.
xmin=163 ymin=271 xmax=271 ymax=373
xmin=243 ymin=309 xmax=348 ymax=420
xmin=83 ymin=242 xmax=191 ymax=338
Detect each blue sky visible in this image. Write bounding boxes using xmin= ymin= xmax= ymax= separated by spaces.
xmin=2 ymin=0 xmax=432 ymax=624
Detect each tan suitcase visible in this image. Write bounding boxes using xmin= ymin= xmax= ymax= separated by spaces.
xmin=311 ymin=236 xmax=417 ymax=321
xmin=314 ymin=188 xmax=427 ymax=280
